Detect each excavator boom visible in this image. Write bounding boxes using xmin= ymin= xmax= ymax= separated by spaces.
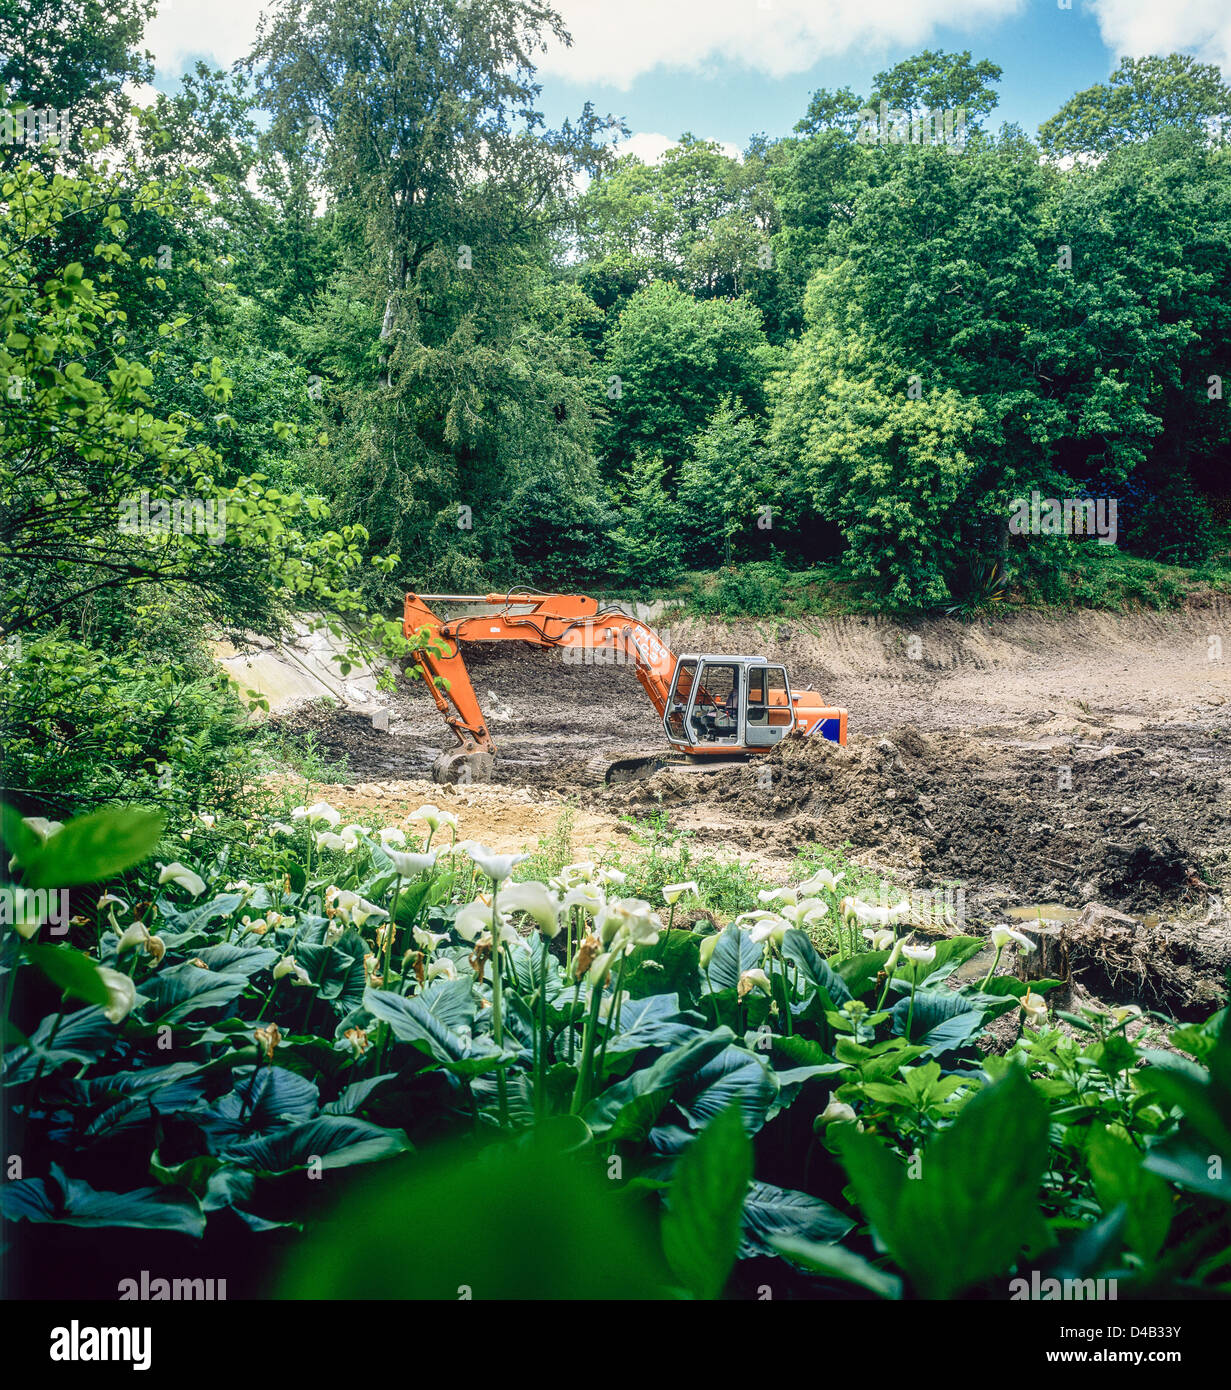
xmin=403 ymin=589 xmax=846 ymax=782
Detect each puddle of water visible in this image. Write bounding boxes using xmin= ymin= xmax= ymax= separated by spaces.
xmin=1005 ymin=903 xmax=1080 ymax=924
xmin=1005 ymin=903 xmax=1160 ymax=928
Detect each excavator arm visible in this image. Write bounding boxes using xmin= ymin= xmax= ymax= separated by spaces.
xmin=403 ymin=590 xmax=677 ymax=777
xmin=403 ymin=588 xmax=846 ymax=783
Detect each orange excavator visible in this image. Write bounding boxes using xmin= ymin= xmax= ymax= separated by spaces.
xmin=403 ymin=590 xmax=847 ymax=784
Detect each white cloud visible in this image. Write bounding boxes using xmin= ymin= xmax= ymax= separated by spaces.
xmin=142 ymin=0 xmax=1028 ymax=88
xmin=540 ymin=0 xmax=1024 ymax=89
xmin=1088 ymin=0 xmax=1231 ymax=72
xmin=143 ymin=0 xmax=264 ymax=74
xmin=618 ymin=131 xmax=742 ymax=163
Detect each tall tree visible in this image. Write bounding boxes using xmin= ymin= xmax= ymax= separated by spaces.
xmin=1039 ymin=54 xmax=1231 ymax=157
xmin=246 ymin=0 xmax=620 ymax=592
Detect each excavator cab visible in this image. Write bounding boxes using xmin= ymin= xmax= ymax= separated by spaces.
xmin=663 ymin=655 xmax=796 ymax=752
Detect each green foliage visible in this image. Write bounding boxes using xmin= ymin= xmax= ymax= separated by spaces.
xmin=602 ymin=280 xmax=776 ymax=479
xmin=0 ymin=630 xmax=266 ymax=821
xmin=1039 ymin=54 xmax=1231 ymax=157
xmin=2 ymin=799 xmax=1228 ymax=1299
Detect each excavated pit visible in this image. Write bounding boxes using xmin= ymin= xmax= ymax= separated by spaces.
xmin=271 ymin=600 xmax=1231 ymax=1014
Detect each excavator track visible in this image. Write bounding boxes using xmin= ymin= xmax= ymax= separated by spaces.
xmin=586 ymin=752 xmax=752 ymax=786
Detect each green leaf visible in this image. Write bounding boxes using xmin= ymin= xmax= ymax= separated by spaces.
xmin=771 ymin=1236 xmax=903 ymax=1298
xmin=624 ymin=931 xmax=701 ymax=1007
xmin=782 ymin=928 xmax=851 ymax=1005
xmin=363 ymin=985 xmax=469 ymax=1064
xmin=0 ymin=1164 xmax=205 ymax=1236
xmin=835 ymin=1066 xmax=1049 ymax=1298
xmin=139 ymin=962 xmax=249 ymax=1024
xmin=1086 ymin=1126 xmax=1171 ymax=1262
xmin=221 ymin=1116 xmax=410 ymax=1175
xmin=20 ymin=941 xmax=110 ymax=1006
xmin=704 ymin=924 xmax=763 ymax=992
xmin=673 ymin=1042 xmax=778 ymax=1135
xmin=662 ymin=1105 xmax=751 ymax=1299
xmin=584 ymin=1029 xmax=734 ymax=1140
xmin=17 ymin=807 xmax=164 ymax=888
xmin=740 ymin=1181 xmax=854 ymax=1258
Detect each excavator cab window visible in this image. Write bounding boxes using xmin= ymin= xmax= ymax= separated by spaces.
xmin=745 ymin=664 xmax=795 ymax=747
xmin=664 ymin=659 xmax=697 ymax=742
xmin=688 ymin=662 xmax=741 ymax=745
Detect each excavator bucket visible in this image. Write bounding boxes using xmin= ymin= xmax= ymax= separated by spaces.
xmin=433 ymin=750 xmax=497 ymax=785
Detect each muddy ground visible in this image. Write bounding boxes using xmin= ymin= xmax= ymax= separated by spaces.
xmin=273 ymin=597 xmax=1231 ymax=1014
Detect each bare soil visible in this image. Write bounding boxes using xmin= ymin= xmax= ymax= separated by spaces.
xmin=273 ymin=597 xmax=1231 ymax=1013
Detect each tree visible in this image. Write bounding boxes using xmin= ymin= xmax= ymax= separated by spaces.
xmin=1039 ymin=55 xmax=1231 ymax=158
xmin=0 ymin=0 xmax=155 ymax=161
xmin=602 ymin=281 xmax=775 ymax=481
xmin=679 ymin=397 xmax=767 ymax=565
xmin=608 ymin=452 xmax=682 ymax=587
xmin=870 ymin=50 xmax=1002 ymax=128
xmin=0 ymin=134 xmax=402 ymax=656
xmin=246 ymin=0 xmax=617 ymax=593
xmin=575 ymin=133 xmax=772 ymax=305
xmin=794 ymin=87 xmax=866 ymax=139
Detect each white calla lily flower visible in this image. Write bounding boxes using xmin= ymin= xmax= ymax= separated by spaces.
xmin=819 ymin=1099 xmax=861 ymax=1127
xmin=379 ymin=827 xmax=407 ymax=849
xmin=738 ymin=967 xmax=773 ymax=999
xmin=500 ymin=881 xmax=565 ymax=938
xmin=466 ymin=845 xmax=526 ymax=884
xmin=758 ymin=887 xmax=797 ymax=906
xmin=663 ymin=881 xmax=699 ymax=905
xmin=1021 ymin=991 xmax=1049 ymax=1028
xmin=330 ymin=890 xmax=386 ymax=928
xmin=116 ymin=922 xmax=152 ymax=954
xmin=990 ymin=924 xmax=1036 ymax=953
xmin=750 ymin=915 xmax=789 ymax=946
xmin=273 ymin=955 xmax=312 ymax=986
xmin=413 ymin=927 xmax=450 ymax=953
xmin=799 ymin=867 xmax=845 ymax=896
xmin=157 ymin=862 xmax=206 ymax=897
xmin=292 ymin=802 xmax=341 ymax=828
xmin=98 ymin=967 xmax=137 ymax=1024
xmin=841 ymin=896 xmax=911 ymax=928
xmin=410 ymin=804 xmax=459 ymax=833
xmin=901 ymin=943 xmax=937 ymax=965
xmin=387 ymin=848 xmax=439 ymax=877
xmin=22 ymin=816 xmax=64 ymax=843
xmin=453 ymin=898 xmax=497 ymax=943
xmin=562 ymin=883 xmax=605 ymax=915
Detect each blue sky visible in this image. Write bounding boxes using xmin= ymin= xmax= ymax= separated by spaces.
xmin=139 ymin=1 xmax=1230 ymax=157
xmin=533 ymin=8 xmax=1114 ymax=149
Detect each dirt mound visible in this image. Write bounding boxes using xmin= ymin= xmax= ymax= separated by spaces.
xmin=609 ymin=725 xmax=1228 ymax=914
